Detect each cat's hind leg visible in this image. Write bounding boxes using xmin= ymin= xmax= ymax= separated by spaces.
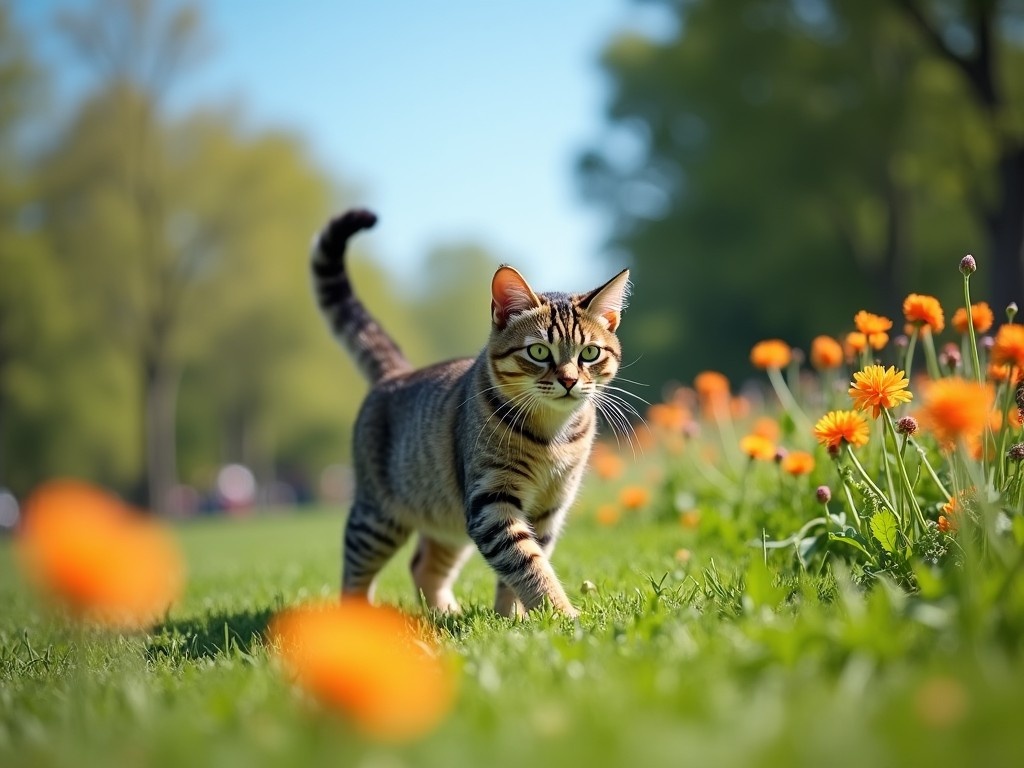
xmin=494 ymin=580 xmax=524 ymax=618
xmin=341 ymin=500 xmax=411 ymax=603
xmin=410 ymin=535 xmax=473 ymax=613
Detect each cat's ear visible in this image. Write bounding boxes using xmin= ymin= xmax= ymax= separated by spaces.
xmin=491 ymin=265 xmax=541 ymax=329
xmin=581 ymin=269 xmax=630 ymax=332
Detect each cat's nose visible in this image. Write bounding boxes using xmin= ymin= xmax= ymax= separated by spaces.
xmin=557 ymin=374 xmax=578 ymax=392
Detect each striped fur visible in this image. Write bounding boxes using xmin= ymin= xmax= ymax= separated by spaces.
xmin=312 ymin=209 xmax=630 ymax=618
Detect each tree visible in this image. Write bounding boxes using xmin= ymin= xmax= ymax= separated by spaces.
xmin=579 ymin=0 xmax=1020 ymax=387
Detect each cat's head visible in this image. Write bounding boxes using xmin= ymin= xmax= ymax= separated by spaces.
xmin=488 ymin=265 xmax=630 ymax=416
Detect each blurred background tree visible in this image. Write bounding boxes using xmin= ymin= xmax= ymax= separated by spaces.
xmin=579 ymin=0 xmax=1024 ymax=386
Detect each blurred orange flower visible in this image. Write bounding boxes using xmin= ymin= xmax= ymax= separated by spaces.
xmin=903 ymin=294 xmax=945 ymax=334
xmin=844 ymin=332 xmax=868 ymax=359
xmin=750 ymin=339 xmax=792 ymax=370
xmin=16 ymin=480 xmax=183 ymax=630
xmin=813 ymin=410 xmax=870 ymax=449
xmin=751 ymin=416 xmax=780 ymax=441
xmin=619 ymin=486 xmax=650 ymax=510
xmin=596 ymin=504 xmax=621 ymax=525
xmin=647 ymin=402 xmax=691 ymax=433
xmin=693 ymin=371 xmax=730 ymax=415
xmin=781 ymin=451 xmax=816 ymax=476
xmin=991 ymin=324 xmax=1024 ymax=370
xmin=739 ymin=434 xmax=776 ymax=461
xmin=854 ymin=311 xmax=892 ymax=350
xmin=849 ymin=365 xmax=913 ymax=418
xmin=951 ymin=302 xmax=994 ymax=335
xmin=810 ymin=335 xmax=844 ymax=370
xmin=269 ymin=601 xmax=456 ymax=741
xmin=590 ymin=443 xmax=625 ymax=481
xmin=918 ymin=378 xmax=994 ymax=447
xmin=987 ymin=362 xmax=1013 ymax=383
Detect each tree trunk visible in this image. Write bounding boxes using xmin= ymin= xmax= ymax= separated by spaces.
xmin=988 ymin=143 xmax=1024 ymax=314
xmin=141 ymin=359 xmax=179 ymax=514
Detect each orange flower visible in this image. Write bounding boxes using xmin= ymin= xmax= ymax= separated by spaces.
xmin=596 ymin=504 xmax=621 ymax=525
xmin=810 ymin=335 xmax=844 ymax=370
xmin=750 ymin=339 xmax=792 ymax=370
xmin=952 ymin=302 xmax=994 ymax=335
xmin=751 ymin=416 xmax=780 ymax=441
xmin=781 ymin=450 xmax=815 ymax=476
xmin=16 ymin=480 xmax=183 ymax=630
xmin=918 ymin=377 xmax=994 ymax=446
xmin=813 ymin=410 xmax=870 ymax=449
xmin=269 ymin=601 xmax=456 ymax=741
xmin=693 ymin=371 xmax=730 ymax=415
xmin=991 ymin=324 xmax=1024 ymax=370
xmin=853 ymin=311 xmax=893 ymax=350
xmin=739 ymin=434 xmax=776 ymax=461
xmin=988 ymin=362 xmax=1013 ymax=383
xmin=619 ymin=486 xmax=650 ymax=510
xmin=848 ymin=365 xmax=913 ymax=418
xmin=647 ymin=402 xmax=691 ymax=433
xmin=590 ymin=443 xmax=625 ymax=481
xmin=844 ymin=332 xmax=867 ymax=361
xmin=903 ymin=294 xmax=945 ymax=334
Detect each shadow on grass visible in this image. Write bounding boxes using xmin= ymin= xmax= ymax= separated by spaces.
xmin=147 ymin=607 xmax=275 ymax=663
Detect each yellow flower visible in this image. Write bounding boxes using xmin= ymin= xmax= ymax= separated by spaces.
xmin=952 ymin=302 xmax=994 ymax=335
xmin=269 ymin=601 xmax=456 ymax=741
xmin=991 ymin=324 xmax=1024 ymax=370
xmin=750 ymin=339 xmax=792 ymax=370
xmin=813 ymin=410 xmax=870 ymax=449
xmin=918 ymin=377 xmax=994 ymax=447
xmin=810 ymin=335 xmax=844 ymax=370
xmin=739 ymin=434 xmax=776 ymax=461
xmin=903 ymin=294 xmax=945 ymax=334
xmin=781 ymin=450 xmax=815 ymax=476
xmin=849 ymin=365 xmax=913 ymax=418
xmin=853 ymin=311 xmax=893 ymax=350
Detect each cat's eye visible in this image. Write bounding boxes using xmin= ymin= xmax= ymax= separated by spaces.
xmin=526 ymin=343 xmax=552 ymax=362
xmin=579 ymin=345 xmax=601 ymax=363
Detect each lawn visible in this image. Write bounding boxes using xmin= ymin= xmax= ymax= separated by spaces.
xmin=3 ymin=491 xmax=1024 ymax=768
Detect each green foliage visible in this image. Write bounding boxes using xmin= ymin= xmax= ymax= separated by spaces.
xmin=578 ymin=0 xmax=1021 ymax=387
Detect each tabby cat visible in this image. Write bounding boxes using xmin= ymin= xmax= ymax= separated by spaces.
xmin=311 ymin=209 xmax=631 ymax=618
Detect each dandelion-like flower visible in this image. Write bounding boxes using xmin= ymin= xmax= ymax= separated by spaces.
xmin=750 ymin=339 xmax=792 ymax=370
xmin=269 ymin=601 xmax=456 ymax=741
xmin=853 ymin=311 xmax=893 ymax=350
xmin=844 ymin=332 xmax=868 ymax=359
xmin=903 ymin=294 xmax=945 ymax=334
xmin=952 ymin=302 xmax=994 ymax=335
xmin=810 ymin=335 xmax=844 ymax=370
xmin=991 ymin=324 xmax=1024 ymax=370
xmin=917 ymin=377 xmax=994 ymax=447
xmin=848 ymin=365 xmax=913 ymax=418
xmin=693 ymin=371 xmax=730 ymax=414
xmin=781 ymin=451 xmax=815 ymax=476
xmin=739 ymin=434 xmax=776 ymax=461
xmin=813 ymin=410 xmax=870 ymax=450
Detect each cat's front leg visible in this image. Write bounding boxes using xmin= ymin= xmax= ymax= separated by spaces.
xmin=466 ymin=491 xmax=577 ymax=617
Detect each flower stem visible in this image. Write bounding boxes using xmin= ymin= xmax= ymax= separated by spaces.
xmin=845 ymin=444 xmax=896 ymax=516
xmin=766 ymin=366 xmax=811 ymax=433
xmin=963 ymin=274 xmax=983 ymax=384
xmin=883 ymin=409 xmax=928 ymax=534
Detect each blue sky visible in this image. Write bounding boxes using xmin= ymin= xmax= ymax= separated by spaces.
xmin=16 ymin=0 xmax=660 ymax=291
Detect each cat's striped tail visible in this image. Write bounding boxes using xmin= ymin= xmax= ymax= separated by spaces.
xmin=311 ymin=209 xmax=411 ymax=383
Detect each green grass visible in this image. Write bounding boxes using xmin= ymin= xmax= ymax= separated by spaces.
xmin=3 ymin=503 xmax=1024 ymax=768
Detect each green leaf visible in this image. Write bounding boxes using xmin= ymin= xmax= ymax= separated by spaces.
xmin=828 ymin=527 xmax=875 ymax=562
xmin=870 ymin=510 xmax=900 ymax=553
